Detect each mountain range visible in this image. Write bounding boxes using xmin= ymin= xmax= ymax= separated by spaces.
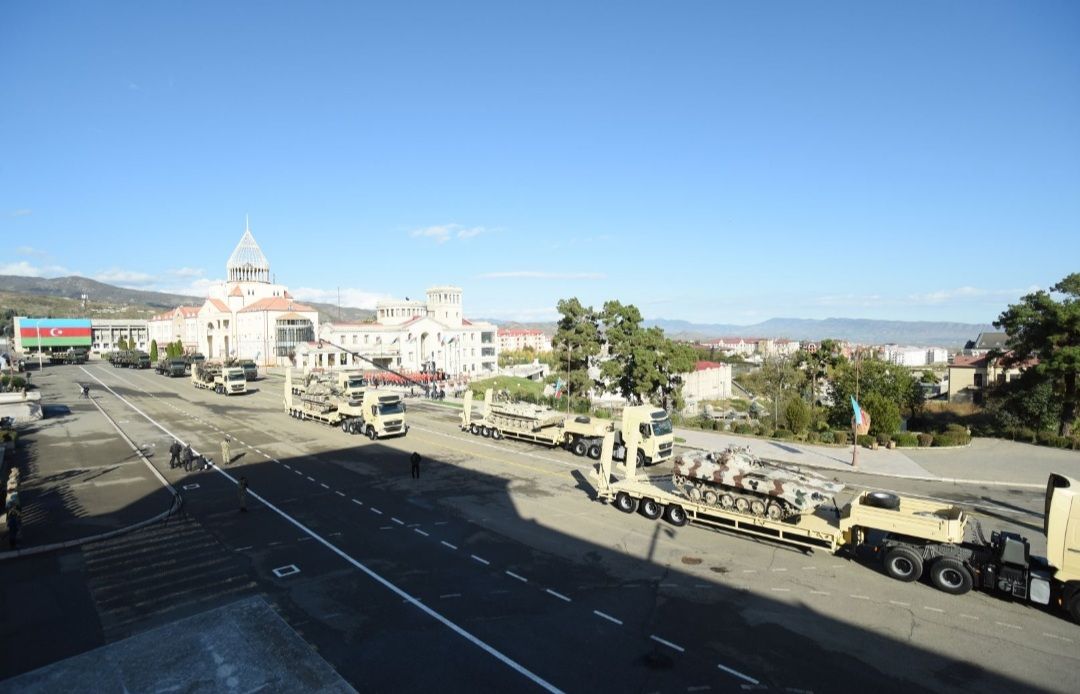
xmin=0 ymin=275 xmax=994 ymax=347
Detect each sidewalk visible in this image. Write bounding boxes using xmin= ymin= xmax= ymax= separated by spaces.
xmin=1 ymin=365 xmax=177 ymax=559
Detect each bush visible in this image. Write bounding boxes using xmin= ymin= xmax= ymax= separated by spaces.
xmin=0 ymin=376 xmax=27 ymax=390
xmin=917 ymin=433 xmax=934 ymax=447
xmin=818 ymin=430 xmax=834 ymax=444
xmin=733 ymin=423 xmax=754 ymax=435
xmin=772 ymin=429 xmax=794 ymax=440
xmin=892 ymin=432 xmax=919 ymax=447
xmin=834 ymin=430 xmax=851 ymax=445
xmin=806 ymin=431 xmax=820 ymax=444
xmin=755 ymin=426 xmax=771 ymax=437
xmin=932 ymin=432 xmax=968 ymax=447
xmin=876 ymin=433 xmax=891 ymax=446
xmin=857 ymin=434 xmax=876 ymax=448
xmin=783 ymin=398 xmax=811 ymax=435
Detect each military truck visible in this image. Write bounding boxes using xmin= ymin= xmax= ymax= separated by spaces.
xmin=155 ymin=357 xmax=188 ymax=377
xmin=461 ymin=389 xmax=674 ymax=465
xmin=283 ymin=368 xmax=407 ymax=439
xmin=192 ymin=361 xmax=247 ymax=395
xmin=111 ymin=350 xmax=151 ymax=369
xmin=48 ymin=348 xmax=88 ymax=365
xmin=592 ymin=432 xmax=1080 ymax=623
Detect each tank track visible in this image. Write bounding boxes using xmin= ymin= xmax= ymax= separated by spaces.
xmin=672 ymin=474 xmax=797 ymax=520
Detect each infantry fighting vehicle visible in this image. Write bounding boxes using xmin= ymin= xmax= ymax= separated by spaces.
xmin=592 ymin=429 xmax=1080 ymax=623
xmin=672 ymin=446 xmax=845 ymax=520
xmin=461 ymin=389 xmax=675 ymax=465
xmin=283 ymin=368 xmax=407 ymax=439
xmin=192 ymin=361 xmax=247 ymax=395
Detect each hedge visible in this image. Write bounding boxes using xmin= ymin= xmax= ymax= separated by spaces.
xmin=892 ymin=432 xmax=919 ymax=448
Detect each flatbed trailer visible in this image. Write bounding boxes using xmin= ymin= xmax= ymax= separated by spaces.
xmin=592 ymin=430 xmax=1080 ymax=621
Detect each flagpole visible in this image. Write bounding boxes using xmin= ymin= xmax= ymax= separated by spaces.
xmin=36 ymin=320 xmax=43 ymax=372
xmin=852 ymin=348 xmax=859 ymax=469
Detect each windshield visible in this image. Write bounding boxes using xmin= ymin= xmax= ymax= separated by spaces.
xmin=227 ymin=373 xmax=246 ymax=382
xmin=651 ymin=416 xmax=673 ymax=437
xmin=347 ymin=378 xmax=365 ymax=389
xmin=378 ymin=402 xmax=404 ymax=416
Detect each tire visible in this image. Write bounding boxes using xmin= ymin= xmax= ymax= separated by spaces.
xmin=864 ymin=491 xmax=901 ymax=510
xmin=883 ymin=546 xmax=924 ymax=583
xmin=470 ymin=424 xmax=479 ymax=435
xmin=639 ymin=498 xmax=662 ymax=520
xmin=491 ymin=429 xmax=502 ymax=440
xmin=1067 ymin=591 xmax=1080 ymax=624
xmin=587 ymin=444 xmax=602 ymax=459
xmin=572 ymin=439 xmax=587 ymax=456
xmin=367 ymin=426 xmax=377 ymax=441
xmin=481 ymin=426 xmax=491 ymax=438
xmin=615 ymin=492 xmax=638 ymax=514
xmin=664 ymin=504 xmax=688 ymax=527
xmin=929 ymin=557 xmax=973 ymax=595
xmin=636 ymin=449 xmax=647 ymax=467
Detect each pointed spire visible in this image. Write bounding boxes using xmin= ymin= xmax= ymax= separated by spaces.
xmin=227 ymin=218 xmax=270 ymax=284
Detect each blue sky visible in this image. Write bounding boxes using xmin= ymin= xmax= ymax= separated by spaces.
xmin=1 ymin=1 xmax=1077 ymax=326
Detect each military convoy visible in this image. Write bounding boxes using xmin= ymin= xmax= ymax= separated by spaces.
xmin=673 ymin=446 xmax=845 ymax=520
xmin=107 ymin=350 xmax=151 ymax=369
xmin=191 ymin=361 xmax=247 ymax=395
xmin=592 ymin=430 xmax=1080 ymax=623
xmin=155 ymin=357 xmax=188 ymax=377
xmin=461 ymin=389 xmax=674 ymax=465
xmin=283 ymin=368 xmax=407 ymax=439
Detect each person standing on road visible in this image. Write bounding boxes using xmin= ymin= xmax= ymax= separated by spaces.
xmin=169 ymin=440 xmax=182 ymax=469
xmin=80 ymin=383 xmax=90 ymax=399
xmin=221 ymin=436 xmax=232 ymax=466
xmin=238 ymin=477 xmax=248 ymax=512
xmin=410 ymin=451 xmax=421 ymax=479
xmin=181 ymin=444 xmax=194 ymax=472
xmin=6 ymin=504 xmax=21 ymax=549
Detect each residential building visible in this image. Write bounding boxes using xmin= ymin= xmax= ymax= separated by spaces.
xmin=498 ymin=329 xmax=552 ymax=353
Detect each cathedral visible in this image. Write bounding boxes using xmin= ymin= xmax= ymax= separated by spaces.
xmin=148 ymin=224 xmax=319 ymax=365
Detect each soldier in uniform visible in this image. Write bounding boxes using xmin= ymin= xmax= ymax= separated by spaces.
xmin=221 ymin=436 xmax=232 ymax=466
xmin=169 ymin=440 xmax=182 ymax=469
xmin=181 ymin=444 xmax=194 ymax=472
xmin=410 ymin=451 xmax=421 ymax=479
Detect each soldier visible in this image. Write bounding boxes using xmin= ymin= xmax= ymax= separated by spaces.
xmin=221 ymin=436 xmax=232 ymax=466
xmin=238 ymin=476 xmax=248 ymax=512
xmin=181 ymin=444 xmax=194 ymax=472
xmin=410 ymin=451 xmax=421 ymax=480
xmin=6 ymin=503 xmax=21 ymax=549
xmin=169 ymin=440 xmax=182 ymax=469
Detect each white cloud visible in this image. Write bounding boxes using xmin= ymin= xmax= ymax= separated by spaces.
xmin=409 ymin=223 xmax=490 ymax=243
xmin=16 ymin=246 xmax=46 ymax=256
xmin=289 ymin=286 xmax=391 ymax=310
xmin=94 ymin=269 xmax=157 ymax=286
xmin=169 ymin=267 xmax=204 ymax=278
xmin=10 ymin=209 xmax=32 ymax=218
xmin=0 ymin=261 xmax=41 ymax=276
xmin=477 ymin=271 xmax=606 ymax=280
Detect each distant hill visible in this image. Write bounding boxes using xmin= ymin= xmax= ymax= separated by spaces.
xmin=477 ymin=316 xmax=994 ymax=348
xmin=0 ymin=275 xmax=375 ymax=324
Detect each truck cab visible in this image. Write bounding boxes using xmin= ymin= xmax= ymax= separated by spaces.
xmin=239 ymin=360 xmax=258 ymax=381
xmin=620 ymin=406 xmax=674 ymax=465
xmin=360 ymin=390 xmax=408 ymax=439
xmin=221 ymin=367 xmax=247 ymax=395
xmin=336 ymin=371 xmax=367 ymax=399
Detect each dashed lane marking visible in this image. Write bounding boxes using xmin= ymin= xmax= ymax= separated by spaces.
xmin=294 ymin=470 xmax=303 ymax=476
xmin=995 ymin=621 xmax=1022 ymax=630
xmin=370 ymin=507 xmax=383 ymax=515
xmin=717 ymin=663 xmax=759 ymax=685
xmin=593 ymin=610 xmax=622 ymax=625
xmin=352 ymin=499 xmax=363 ymax=506
xmin=505 ymin=571 xmax=527 ymax=583
xmin=415 ymin=529 xmax=430 ymax=537
xmin=687 ymin=686 xmax=711 ymax=692
xmin=320 ymin=483 xmax=330 ymax=489
xmin=335 ymin=491 xmax=345 ymax=497
xmin=441 ymin=541 xmax=458 ymax=550
xmin=888 ymin=600 xmax=910 ymax=607
xmin=849 ymin=595 xmax=870 ymax=600
xmin=770 ymin=568 xmax=787 ymax=572
xmin=284 ymin=464 xmax=292 ymax=470
xmin=770 ymin=588 xmax=791 ymax=593
xmin=306 ymin=476 xmax=315 ymax=482
xmin=923 ymin=607 xmax=945 ymax=613
xmin=960 ymin=614 xmax=979 ymax=620
xmin=380 ymin=526 xmax=393 ymax=530
xmin=471 ymin=554 xmax=490 ymax=565
xmin=810 ymin=590 xmax=831 ymax=596
xmin=235 ymin=546 xmax=253 ymax=552
xmin=392 ymin=518 xmax=405 ymax=525
xmin=440 ymin=593 xmax=462 ymax=599
xmin=1043 ymin=633 xmax=1073 ymax=643
xmin=649 ymin=635 xmax=685 ymax=653
xmin=545 ymin=589 xmax=571 ymax=602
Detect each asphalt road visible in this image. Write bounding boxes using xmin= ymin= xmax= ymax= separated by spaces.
xmin=4 ymin=363 xmax=1078 ymax=693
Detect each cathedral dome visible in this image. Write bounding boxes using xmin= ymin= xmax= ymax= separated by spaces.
xmin=227 ymin=223 xmax=270 ymax=283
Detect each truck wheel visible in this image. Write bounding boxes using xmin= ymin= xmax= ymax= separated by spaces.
xmin=636 ymin=449 xmax=647 ymax=467
xmin=479 ymin=426 xmax=489 ymax=438
xmin=470 ymin=424 xmax=479 ymax=435
xmin=664 ymin=504 xmax=688 ymax=527
xmin=883 ymin=547 xmax=924 ymax=583
xmin=571 ymin=439 xmax=587 ymax=456
xmin=1067 ymin=591 xmax=1080 ymax=624
xmin=929 ymin=557 xmax=972 ymax=595
xmin=491 ymin=429 xmax=502 ymax=440
xmin=615 ymin=492 xmax=638 ymax=514
xmin=587 ymin=444 xmax=602 ymax=459
xmin=639 ymin=498 xmax=662 ymax=520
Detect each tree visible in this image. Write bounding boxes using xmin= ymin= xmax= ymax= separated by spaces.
xmin=116 ymin=338 xmax=128 ymax=350
xmin=995 ymin=273 xmax=1080 ymax=436
xmin=759 ymin=354 xmax=798 ymax=425
xmin=598 ymin=300 xmax=696 ymax=409
xmin=827 ymin=356 xmax=921 ymax=429
xmin=149 ymin=340 xmax=158 ymax=363
xmin=783 ymin=397 xmax=811 ymax=434
xmin=861 ymin=391 xmax=902 ymax=436
xmin=553 ymin=298 xmax=602 ymax=403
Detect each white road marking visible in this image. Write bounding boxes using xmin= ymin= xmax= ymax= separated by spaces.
xmin=335 ymin=491 xmax=345 ymax=497
xmin=284 ymin=464 xmax=292 ymax=469
xmin=306 ymin=476 xmax=315 ymax=482
xmin=687 ymin=686 xmax=710 ymax=692
xmin=370 ymin=507 xmax=383 ymax=515
xmin=888 ymin=600 xmax=910 ymax=607
xmin=235 ymin=546 xmax=253 ymax=552
xmin=392 ymin=518 xmax=405 ymax=525
xmin=380 ymin=526 xmax=393 ymax=530
xmin=441 ymin=541 xmax=458 ymax=550
xmin=1043 ymin=633 xmax=1073 ymax=643
xmin=849 ymin=595 xmax=870 ymax=600
xmin=742 ymin=569 xmax=757 ymax=573
xmin=770 ymin=568 xmax=787 ymax=572
xmin=440 ymin=593 xmax=462 ymax=599
xmin=298 ymin=537 xmax=312 ymax=543
xmin=593 ymin=610 xmax=622 ymax=625
xmin=770 ymin=588 xmax=791 ymax=592
xmin=352 ymin=498 xmax=363 ymax=506
xmin=923 ymin=607 xmax=945 ymax=613
xmin=505 ymin=571 xmax=528 ymax=583
xmin=960 ymin=614 xmax=979 ymax=620
xmin=995 ymin=621 xmax=1022 ymax=630
xmin=810 ymin=590 xmax=831 ymax=596
xmin=434 ymin=521 xmax=449 ymax=526
xmin=415 ymin=529 xmax=430 ymax=537
xmin=801 ymin=566 xmax=817 ymax=570
xmin=717 ymin=663 xmax=759 ymax=685
xmin=294 ymin=470 xmax=303 ymax=476
xmin=471 ymin=554 xmax=490 ymax=565
xmin=268 ymin=541 xmax=281 ymax=547
xmin=649 ymin=635 xmax=684 ymax=652
xmin=320 ymin=483 xmax=330 ymax=489
xmin=255 ymin=449 xmax=263 ymax=454
xmin=545 ymin=589 xmax=571 ymax=602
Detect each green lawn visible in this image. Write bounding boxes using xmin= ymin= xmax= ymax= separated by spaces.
xmin=468 ymin=376 xmax=545 ymax=400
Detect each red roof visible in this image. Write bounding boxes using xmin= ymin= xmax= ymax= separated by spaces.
xmin=695 ymin=360 xmax=726 ymax=371
xmin=951 ymin=355 xmax=988 ymax=368
xmin=205 ymin=298 xmax=230 ymax=313
xmin=238 ymin=297 xmax=316 ymax=313
xmin=499 ymin=329 xmax=544 ymax=336
xmin=462 ymin=318 xmax=473 ymax=326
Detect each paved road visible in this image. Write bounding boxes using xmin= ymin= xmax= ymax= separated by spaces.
xmin=2 ymin=363 xmax=1077 ymax=693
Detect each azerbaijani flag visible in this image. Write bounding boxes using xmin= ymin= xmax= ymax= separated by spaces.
xmin=19 ymin=318 xmax=92 ymax=347
xmin=851 ymin=395 xmax=870 ymax=429
xmin=554 ymin=378 xmax=564 ymax=398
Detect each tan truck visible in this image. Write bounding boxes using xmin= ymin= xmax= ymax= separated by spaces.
xmin=461 ymin=389 xmax=674 ymax=465
xmin=592 ymin=429 xmax=1080 ymax=623
xmin=284 ymin=369 xmax=407 ymax=439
